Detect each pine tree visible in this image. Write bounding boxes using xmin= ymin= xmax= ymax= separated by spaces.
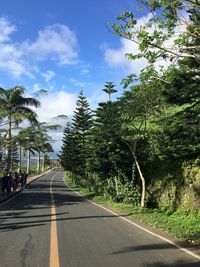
xmin=90 ymin=92 xmax=123 ymax=180
xmin=72 ymin=90 xmax=92 ymax=179
xmin=60 ymin=123 xmax=77 ymax=173
xmin=60 ymin=90 xmax=92 ymax=182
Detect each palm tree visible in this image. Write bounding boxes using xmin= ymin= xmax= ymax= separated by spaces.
xmin=17 ymin=126 xmax=37 ymax=174
xmin=17 ymin=120 xmax=59 ymax=174
xmin=34 ymin=124 xmax=58 ymax=173
xmin=0 ymin=86 xmax=40 ymax=172
xmin=35 ymin=132 xmax=48 ymax=174
xmin=41 ymin=142 xmax=53 ymax=172
xmin=30 ymin=122 xmax=59 ymax=173
xmin=103 ymin=82 xmax=117 ymax=101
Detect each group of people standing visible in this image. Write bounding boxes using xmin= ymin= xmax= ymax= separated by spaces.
xmin=1 ymin=171 xmax=28 ymax=195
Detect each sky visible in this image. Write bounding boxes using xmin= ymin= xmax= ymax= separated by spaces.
xmin=0 ymin=0 xmax=150 ymax=155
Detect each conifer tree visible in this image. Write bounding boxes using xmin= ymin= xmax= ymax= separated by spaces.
xmin=72 ymin=90 xmax=92 ymax=179
xmin=60 ymin=90 xmax=92 ymax=182
xmin=60 ymin=123 xmax=77 ymax=173
xmin=90 ymin=86 xmax=124 ymax=181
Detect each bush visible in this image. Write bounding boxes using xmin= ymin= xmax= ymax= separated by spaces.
xmin=103 ymin=169 xmax=140 ymax=205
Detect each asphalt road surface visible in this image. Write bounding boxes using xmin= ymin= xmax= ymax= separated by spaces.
xmin=0 ymin=169 xmax=200 ymax=267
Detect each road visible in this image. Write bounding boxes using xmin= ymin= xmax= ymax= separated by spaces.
xmin=0 ymin=169 xmax=199 ymax=267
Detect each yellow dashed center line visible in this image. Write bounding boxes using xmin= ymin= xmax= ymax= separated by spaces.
xmin=50 ymin=173 xmax=60 ymax=267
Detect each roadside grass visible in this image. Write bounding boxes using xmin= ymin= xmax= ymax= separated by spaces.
xmin=65 ymin=175 xmax=200 ymax=245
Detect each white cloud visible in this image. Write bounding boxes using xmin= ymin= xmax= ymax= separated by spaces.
xmin=69 ymin=78 xmax=85 ymax=88
xmin=23 ymin=24 xmax=78 ymax=65
xmin=0 ymin=18 xmax=79 ymax=77
xmin=32 ymin=83 xmax=41 ymax=92
xmin=0 ymin=43 xmax=33 ymax=77
xmin=48 ymin=132 xmax=64 ymax=155
xmin=34 ymin=90 xmax=78 ymax=154
xmin=41 ymin=70 xmax=56 ymax=83
xmin=80 ymin=68 xmax=90 ymax=75
xmin=104 ymin=13 xmax=152 ymax=76
xmin=23 ymin=89 xmax=77 ymax=155
xmin=88 ymin=87 xmax=108 ymax=109
xmin=35 ymin=90 xmax=77 ymax=122
xmin=0 ymin=17 xmax=16 ymax=43
xmin=104 ymin=38 xmax=148 ymax=76
xmin=0 ymin=18 xmax=30 ymax=77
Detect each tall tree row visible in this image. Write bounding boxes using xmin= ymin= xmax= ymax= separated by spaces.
xmin=60 ymin=0 xmax=200 ymax=209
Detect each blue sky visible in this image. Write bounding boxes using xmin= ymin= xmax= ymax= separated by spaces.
xmin=0 ymin=0 xmax=150 ymax=153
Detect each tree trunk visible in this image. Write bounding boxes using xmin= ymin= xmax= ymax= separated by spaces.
xmin=122 ymin=139 xmax=146 ymax=208
xmin=132 ymin=153 xmax=146 ymax=208
xmin=37 ymin=151 xmax=41 ymax=173
xmin=18 ymin=146 xmax=22 ymax=172
xmin=6 ymin=115 xmax=12 ymax=173
xmin=42 ymin=152 xmax=45 ymax=172
xmin=10 ymin=141 xmax=13 ymax=171
xmin=27 ymin=149 xmax=30 ymax=174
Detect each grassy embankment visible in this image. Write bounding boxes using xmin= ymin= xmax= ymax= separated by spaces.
xmin=65 ymin=174 xmax=200 ymax=245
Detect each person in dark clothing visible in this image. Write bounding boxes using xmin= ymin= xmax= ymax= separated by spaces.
xmin=13 ymin=172 xmax=19 ymax=192
xmin=1 ymin=175 xmax=8 ymax=195
xmin=6 ymin=172 xmax=13 ymax=194
xmin=21 ymin=173 xmax=28 ymax=191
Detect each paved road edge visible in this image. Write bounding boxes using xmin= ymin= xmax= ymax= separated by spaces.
xmin=62 ymin=175 xmax=200 ymax=262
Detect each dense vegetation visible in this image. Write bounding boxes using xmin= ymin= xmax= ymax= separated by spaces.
xmin=60 ymin=0 xmax=200 ymax=217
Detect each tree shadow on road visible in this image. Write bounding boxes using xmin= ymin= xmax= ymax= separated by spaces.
xmin=0 ymin=177 xmax=131 ymax=232
xmin=111 ymin=242 xmax=200 ymax=267
xmin=144 ymin=261 xmax=200 ymax=266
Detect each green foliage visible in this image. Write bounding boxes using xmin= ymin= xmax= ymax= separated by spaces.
xmin=0 ymin=86 xmax=40 ymax=172
xmin=89 ymin=100 xmax=123 ymax=178
xmin=102 ymin=81 xmax=117 ymax=101
xmin=110 ymin=0 xmax=200 ymax=163
xmin=114 ymin=169 xmax=140 ymax=204
xmin=61 ymin=1 xmax=200 ymax=214
xmin=60 ymin=90 xmax=92 ymax=180
xmin=0 ymin=87 xmax=57 ymax=174
xmin=109 ymin=0 xmax=199 ymax=64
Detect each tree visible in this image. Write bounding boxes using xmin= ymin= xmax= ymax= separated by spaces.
xmin=103 ymin=82 xmax=117 ymax=101
xmin=29 ymin=122 xmax=58 ymax=173
xmin=41 ymin=142 xmax=53 ymax=172
xmin=60 ymin=123 xmax=78 ymax=179
xmin=109 ymin=0 xmax=200 ymax=162
xmin=35 ymin=134 xmax=53 ymax=173
xmin=0 ymin=86 xmax=40 ymax=172
xmin=71 ymin=90 xmax=93 ymax=179
xmin=17 ymin=127 xmax=35 ymax=174
xmin=17 ymin=121 xmax=57 ymax=174
xmin=157 ymin=3 xmax=200 ymax=160
xmin=89 ymin=89 xmax=125 ymax=192
xmin=109 ymin=0 xmax=200 ymax=64
xmin=119 ymin=80 xmax=164 ymax=207
xmin=60 ymin=90 xmax=92 ymax=183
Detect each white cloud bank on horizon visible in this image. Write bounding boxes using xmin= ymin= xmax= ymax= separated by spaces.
xmin=35 ymin=90 xmax=77 ymax=123
xmin=0 ymin=17 xmax=79 ymax=78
